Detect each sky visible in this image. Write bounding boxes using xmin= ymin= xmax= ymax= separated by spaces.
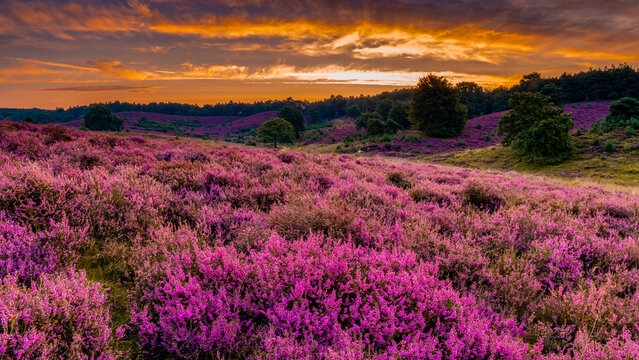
xmin=1 ymin=0 xmax=638 ymax=109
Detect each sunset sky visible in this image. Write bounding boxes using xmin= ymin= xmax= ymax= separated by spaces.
xmin=1 ymin=0 xmax=639 ymax=109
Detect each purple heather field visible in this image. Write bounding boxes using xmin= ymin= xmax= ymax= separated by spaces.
xmin=1 ymin=118 xmax=639 ymax=359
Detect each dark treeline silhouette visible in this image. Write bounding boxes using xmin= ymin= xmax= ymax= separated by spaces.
xmin=2 ymin=64 xmax=639 ymax=124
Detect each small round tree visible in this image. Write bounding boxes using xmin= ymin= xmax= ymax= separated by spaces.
xmin=356 ymin=112 xmax=381 ymax=131
xmin=83 ymin=105 xmax=124 ymax=131
xmin=409 ymin=75 xmax=468 ymax=138
xmin=278 ymin=106 xmax=304 ymax=138
xmin=346 ymin=105 xmax=361 ymax=119
xmin=257 ymin=117 xmax=295 ymax=147
xmin=498 ymin=92 xmax=575 ymax=164
xmin=609 ymin=97 xmax=639 ymax=119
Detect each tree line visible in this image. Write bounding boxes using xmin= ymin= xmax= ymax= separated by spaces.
xmin=3 ymin=64 xmax=639 ymax=124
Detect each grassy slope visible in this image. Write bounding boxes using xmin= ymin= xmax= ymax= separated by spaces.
xmin=443 ymin=128 xmax=639 ymax=186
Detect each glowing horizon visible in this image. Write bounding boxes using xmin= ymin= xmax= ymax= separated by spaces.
xmin=1 ymin=0 xmax=638 ymax=109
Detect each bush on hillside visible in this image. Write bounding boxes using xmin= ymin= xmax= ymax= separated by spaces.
xmin=498 ymin=92 xmax=575 ymax=164
xmin=609 ymin=97 xmax=639 ymax=120
xmin=409 ymin=74 xmax=468 ymax=138
xmin=83 ymin=105 xmax=124 ymax=132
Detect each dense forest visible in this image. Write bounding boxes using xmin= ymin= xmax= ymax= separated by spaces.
xmin=2 ymin=64 xmax=638 ymax=123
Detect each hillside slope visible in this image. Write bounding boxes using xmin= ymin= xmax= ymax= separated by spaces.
xmin=1 ymin=121 xmax=638 ymax=358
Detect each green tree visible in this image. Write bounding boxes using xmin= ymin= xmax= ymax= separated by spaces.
xmin=346 ymin=105 xmax=361 ymax=119
xmin=541 ymin=83 xmax=563 ymax=105
xmin=388 ymin=101 xmax=409 ymax=128
xmin=257 ymin=117 xmax=295 ymax=147
xmin=375 ymin=99 xmax=393 ymax=120
xmin=83 ymin=105 xmax=124 ymax=131
xmin=498 ymin=92 xmax=575 ymax=164
xmin=278 ymin=105 xmax=305 ymax=137
xmin=306 ymin=106 xmax=322 ymax=125
xmin=409 ymin=75 xmax=468 ymax=138
xmin=609 ymin=97 xmax=639 ymax=119
xmin=365 ymin=116 xmax=386 ymax=136
xmin=356 ymin=112 xmax=381 ymax=131
xmin=35 ymin=112 xmax=54 ymax=124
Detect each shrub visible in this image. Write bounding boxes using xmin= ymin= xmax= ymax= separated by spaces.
xmin=278 ymin=106 xmax=304 ymax=138
xmin=409 ymin=74 xmax=468 ymax=138
xmin=83 ymin=105 xmax=124 ymax=132
xmin=462 ymin=182 xmax=502 ymax=212
xmin=498 ymin=92 xmax=575 ymax=164
xmin=257 ymin=117 xmax=295 ymax=147
xmin=603 ymin=140 xmax=616 ymax=153
xmin=355 ymin=112 xmax=380 ymax=130
xmin=609 ymin=97 xmax=639 ymax=120
xmin=0 ymin=271 xmax=118 ymax=359
xmin=387 ymin=171 xmax=413 ymax=189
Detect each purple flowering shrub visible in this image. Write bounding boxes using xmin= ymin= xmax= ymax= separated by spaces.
xmin=0 ymin=271 xmax=119 ymax=359
xmin=131 ymin=229 xmax=532 ymax=358
xmin=0 ymin=120 xmax=639 ymax=358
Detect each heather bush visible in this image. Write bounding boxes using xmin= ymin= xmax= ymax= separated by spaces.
xmin=0 ymin=123 xmax=638 ymax=358
xmin=0 ymin=271 xmax=118 ymax=359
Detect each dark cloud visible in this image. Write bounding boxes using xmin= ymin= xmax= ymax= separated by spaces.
xmin=1 ymin=0 xmax=638 ymax=107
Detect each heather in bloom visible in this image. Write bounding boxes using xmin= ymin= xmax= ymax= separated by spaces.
xmin=0 ymin=271 xmax=118 ymax=359
xmin=0 ymin=120 xmax=638 ymax=358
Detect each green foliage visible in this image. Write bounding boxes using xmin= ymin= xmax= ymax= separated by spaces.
xmin=132 ymin=117 xmax=189 ymax=135
xmin=388 ymin=101 xmax=409 ymax=128
xmin=346 ymin=105 xmax=361 ymax=119
xmin=22 ymin=117 xmax=35 ymax=124
xmin=35 ymin=112 xmax=54 ymax=124
xmin=306 ymin=106 xmax=322 ymax=125
xmin=375 ymin=99 xmax=393 ymax=120
xmin=356 ymin=112 xmax=381 ymax=130
xmin=257 ymin=117 xmax=295 ymax=147
xmin=357 ymin=112 xmax=399 ymax=136
xmin=278 ymin=105 xmax=305 ymax=137
xmin=603 ymin=141 xmax=616 ymax=153
xmin=409 ymin=74 xmax=468 ymax=138
xmin=83 ymin=105 xmax=124 ymax=132
xmin=540 ymin=83 xmax=563 ymax=104
xmin=609 ymin=97 xmax=639 ymax=119
xmin=498 ymin=92 xmax=575 ymax=164
xmin=365 ymin=116 xmax=386 ymax=136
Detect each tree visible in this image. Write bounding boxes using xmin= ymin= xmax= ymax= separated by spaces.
xmin=609 ymin=97 xmax=639 ymax=119
xmin=257 ymin=117 xmax=295 ymax=147
xmin=409 ymin=75 xmax=468 ymax=138
xmin=388 ymin=101 xmax=409 ymax=128
xmin=498 ymin=92 xmax=574 ymax=164
xmin=541 ymin=83 xmax=563 ymax=105
xmin=83 ymin=105 xmax=124 ymax=131
xmin=35 ymin=112 xmax=54 ymax=124
xmin=278 ymin=105 xmax=304 ymax=137
xmin=375 ymin=99 xmax=393 ymax=120
xmin=365 ymin=116 xmax=386 ymax=136
xmin=346 ymin=105 xmax=361 ymax=119
xmin=356 ymin=112 xmax=381 ymax=130
xmin=306 ymin=106 xmax=322 ymax=125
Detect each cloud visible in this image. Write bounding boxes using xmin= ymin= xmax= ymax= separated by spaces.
xmin=39 ymin=85 xmax=162 ymax=92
